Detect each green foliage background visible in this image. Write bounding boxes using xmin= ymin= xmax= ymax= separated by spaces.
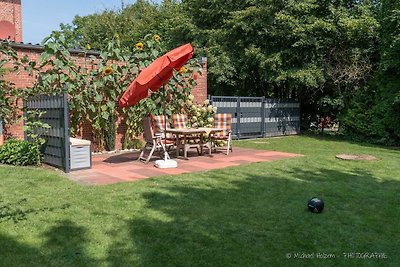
xmin=53 ymin=0 xmax=400 ymax=145
xmin=1 ymin=0 xmax=398 ymax=145
xmin=341 ymin=0 xmax=400 ymax=144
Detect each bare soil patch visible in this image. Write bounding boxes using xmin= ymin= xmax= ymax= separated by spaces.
xmin=335 ymin=154 xmax=378 ymax=161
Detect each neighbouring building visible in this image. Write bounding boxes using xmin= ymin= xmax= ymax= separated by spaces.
xmin=0 ymin=0 xmax=22 ymax=42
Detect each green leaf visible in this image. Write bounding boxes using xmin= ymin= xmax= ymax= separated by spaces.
xmin=94 ymin=94 xmax=103 ymax=102
xmin=21 ymin=55 xmax=29 ymax=63
xmin=88 ymin=104 xmax=96 ymax=112
xmin=100 ymin=52 xmax=107 ymax=60
xmin=107 ymin=101 xmax=116 ymax=109
xmin=40 ymin=36 xmax=52 ymax=45
xmin=101 ymin=111 xmax=109 ymax=120
xmin=151 ymin=49 xmax=159 ymax=58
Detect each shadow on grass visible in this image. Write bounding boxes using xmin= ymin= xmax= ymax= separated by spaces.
xmin=0 ymin=220 xmax=97 ymax=267
xmin=42 ymin=220 xmax=98 ymax=266
xmin=0 ymin=166 xmax=399 ymax=266
xmin=106 ymin=167 xmax=399 ymax=266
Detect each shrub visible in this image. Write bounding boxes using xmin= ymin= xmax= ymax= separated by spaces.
xmin=184 ymin=96 xmax=217 ymax=128
xmin=0 ymin=139 xmax=42 ymax=166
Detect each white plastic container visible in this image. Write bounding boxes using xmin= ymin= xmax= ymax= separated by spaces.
xmin=70 ymin=137 xmax=91 ymax=170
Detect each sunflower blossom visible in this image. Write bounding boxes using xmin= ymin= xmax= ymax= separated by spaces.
xmin=135 ymin=42 xmax=144 ymax=50
xmin=102 ymin=66 xmax=113 ymax=76
xmin=178 ymin=66 xmax=188 ymax=74
xmin=153 ymin=34 xmax=161 ymax=42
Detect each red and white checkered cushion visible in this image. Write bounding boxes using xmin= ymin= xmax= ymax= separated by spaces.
xmin=213 ymin=113 xmax=232 ymax=137
xmin=150 ymin=115 xmax=175 ymax=139
xmin=172 ymin=114 xmax=187 ymax=129
xmin=150 ymin=115 xmax=170 ymax=134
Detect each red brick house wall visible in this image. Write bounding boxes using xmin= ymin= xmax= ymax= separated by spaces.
xmin=2 ymin=43 xmax=208 ymax=150
xmin=191 ymin=57 xmax=208 ymax=103
xmin=0 ymin=0 xmax=23 ymax=42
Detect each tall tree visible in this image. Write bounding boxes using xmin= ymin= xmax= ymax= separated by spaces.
xmin=372 ymin=0 xmax=399 ymax=139
xmin=55 ymin=0 xmax=392 ymax=141
xmin=55 ymin=0 xmax=161 ymax=50
xmin=341 ymin=0 xmax=400 ymax=145
xmin=182 ymin=0 xmax=379 ymax=117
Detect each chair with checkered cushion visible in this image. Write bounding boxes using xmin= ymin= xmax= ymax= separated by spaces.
xmin=150 ymin=114 xmax=174 ymax=139
xmin=172 ymin=114 xmax=188 ymax=129
xmin=212 ymin=113 xmax=233 ymax=155
xmin=172 ymin=113 xmax=201 ymax=156
xmin=138 ymin=116 xmax=174 ymax=164
xmin=151 ymin=115 xmax=170 ymax=134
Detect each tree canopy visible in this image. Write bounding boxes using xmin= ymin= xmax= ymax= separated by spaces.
xmin=53 ymin=0 xmax=399 ymax=145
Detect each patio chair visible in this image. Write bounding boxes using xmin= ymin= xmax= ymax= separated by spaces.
xmin=150 ymin=114 xmax=177 ymax=142
xmin=172 ymin=113 xmax=201 ymax=156
xmin=211 ymin=113 xmax=233 ymax=155
xmin=138 ymin=117 xmax=174 ymax=164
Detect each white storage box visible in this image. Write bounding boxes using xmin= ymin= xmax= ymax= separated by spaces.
xmin=70 ymin=138 xmax=92 ymax=170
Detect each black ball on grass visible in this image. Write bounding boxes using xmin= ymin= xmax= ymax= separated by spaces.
xmin=308 ymin=197 xmax=324 ymax=213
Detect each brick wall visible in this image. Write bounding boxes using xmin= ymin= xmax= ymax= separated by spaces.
xmin=0 ymin=0 xmax=23 ymax=42
xmin=2 ymin=46 xmax=39 ymax=140
xmin=191 ymin=57 xmax=208 ymax=103
xmin=1 ymin=43 xmax=208 ymax=150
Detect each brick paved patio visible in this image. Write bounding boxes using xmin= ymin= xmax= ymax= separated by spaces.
xmin=66 ymin=147 xmax=301 ymax=185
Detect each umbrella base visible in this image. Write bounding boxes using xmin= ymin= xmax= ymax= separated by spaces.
xmin=154 ymin=159 xmax=178 ymax=168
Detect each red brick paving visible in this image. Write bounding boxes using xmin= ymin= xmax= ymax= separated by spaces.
xmin=66 ymin=147 xmax=302 ymax=185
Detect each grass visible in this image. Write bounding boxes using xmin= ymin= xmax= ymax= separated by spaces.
xmin=0 ymin=135 xmax=399 ymax=266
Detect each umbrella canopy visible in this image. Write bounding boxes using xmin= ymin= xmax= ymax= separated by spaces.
xmin=119 ymin=43 xmax=194 ymax=108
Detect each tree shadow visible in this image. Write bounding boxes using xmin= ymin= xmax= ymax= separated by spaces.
xmin=105 ymin=166 xmax=400 ymax=266
xmin=1 ymin=165 xmax=398 ymax=266
xmin=0 ymin=219 xmax=98 ymax=266
xmin=41 ymin=220 xmax=98 ymax=267
xmin=103 ymin=151 xmax=140 ymax=164
xmin=0 ymin=233 xmax=48 ymax=266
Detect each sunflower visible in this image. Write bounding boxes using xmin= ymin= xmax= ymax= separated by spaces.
xmin=178 ymin=66 xmax=188 ymax=74
xmin=135 ymin=42 xmax=144 ymax=50
xmin=102 ymin=66 xmax=113 ymax=76
xmin=153 ymin=34 xmax=161 ymax=42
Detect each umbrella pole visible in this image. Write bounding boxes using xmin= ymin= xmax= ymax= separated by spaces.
xmin=163 ymin=85 xmax=169 ymax=159
xmin=162 ymin=106 xmax=170 ymax=160
xmin=155 ymin=85 xmax=177 ymax=168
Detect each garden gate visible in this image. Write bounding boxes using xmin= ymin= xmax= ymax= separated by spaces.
xmin=209 ymin=96 xmax=300 ymax=139
xmin=24 ymin=93 xmax=71 ymax=172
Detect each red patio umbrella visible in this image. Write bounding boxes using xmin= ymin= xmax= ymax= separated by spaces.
xmin=119 ymin=43 xmax=194 ymax=108
xmin=119 ymin=43 xmax=194 ymax=168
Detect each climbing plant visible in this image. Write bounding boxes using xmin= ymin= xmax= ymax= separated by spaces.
xmin=0 ymin=43 xmax=22 ymax=126
xmin=26 ymin=34 xmax=200 ymax=151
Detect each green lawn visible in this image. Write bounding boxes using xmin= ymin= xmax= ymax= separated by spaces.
xmin=0 ymin=135 xmax=399 ymax=266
